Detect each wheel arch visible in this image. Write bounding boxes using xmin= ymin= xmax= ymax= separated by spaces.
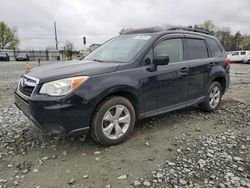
xmin=90 ymin=87 xmax=141 ymax=127
xmin=212 ymin=76 xmax=226 ymax=94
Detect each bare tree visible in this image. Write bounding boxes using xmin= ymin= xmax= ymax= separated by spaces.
xmin=0 ymin=21 xmax=19 ymax=49
xmin=65 ymin=41 xmax=74 ymax=60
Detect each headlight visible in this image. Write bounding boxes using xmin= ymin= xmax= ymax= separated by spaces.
xmin=39 ymin=76 xmax=89 ymax=96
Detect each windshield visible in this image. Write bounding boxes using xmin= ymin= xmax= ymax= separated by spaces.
xmin=84 ymin=34 xmax=153 ymax=62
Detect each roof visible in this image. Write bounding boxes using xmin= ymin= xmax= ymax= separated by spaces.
xmin=123 ymin=27 xmax=164 ymax=34
xmin=168 ymin=27 xmax=209 ymax=34
xmin=123 ymin=26 xmax=210 ymax=36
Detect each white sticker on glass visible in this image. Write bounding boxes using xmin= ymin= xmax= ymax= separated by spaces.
xmin=134 ymin=35 xmax=152 ymax=40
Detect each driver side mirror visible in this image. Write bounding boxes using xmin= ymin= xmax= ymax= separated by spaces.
xmin=153 ymin=55 xmax=169 ymax=66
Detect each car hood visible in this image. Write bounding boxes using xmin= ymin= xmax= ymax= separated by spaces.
xmin=27 ymin=60 xmax=120 ymax=83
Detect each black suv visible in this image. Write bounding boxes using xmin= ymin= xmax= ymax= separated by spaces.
xmin=15 ymin=27 xmax=230 ymax=146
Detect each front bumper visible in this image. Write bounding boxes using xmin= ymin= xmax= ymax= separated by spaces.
xmin=15 ymin=90 xmax=92 ymax=136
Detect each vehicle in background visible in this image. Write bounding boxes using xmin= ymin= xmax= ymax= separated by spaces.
xmin=0 ymin=52 xmax=10 ymax=61
xmin=16 ymin=54 xmax=30 ymax=61
xmin=227 ymin=51 xmax=250 ymax=64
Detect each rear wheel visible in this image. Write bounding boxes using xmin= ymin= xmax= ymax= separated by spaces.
xmin=91 ymin=96 xmax=135 ymax=146
xmin=200 ymin=81 xmax=222 ymax=112
xmin=247 ymin=59 xmax=250 ymax=64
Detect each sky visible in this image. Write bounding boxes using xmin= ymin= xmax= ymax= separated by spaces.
xmin=1 ymin=0 xmax=250 ymax=50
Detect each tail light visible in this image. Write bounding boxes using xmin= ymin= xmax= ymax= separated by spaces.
xmin=225 ymin=57 xmax=230 ymax=65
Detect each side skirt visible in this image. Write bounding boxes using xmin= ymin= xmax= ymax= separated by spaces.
xmin=139 ymin=96 xmax=205 ymax=119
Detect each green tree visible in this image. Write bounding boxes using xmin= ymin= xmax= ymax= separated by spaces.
xmin=195 ymin=20 xmax=215 ymax=35
xmin=0 ymin=21 xmax=19 ymax=49
xmin=242 ymin=35 xmax=250 ymax=50
xmin=215 ymin=29 xmax=233 ymax=51
xmin=234 ymin=31 xmax=243 ymax=50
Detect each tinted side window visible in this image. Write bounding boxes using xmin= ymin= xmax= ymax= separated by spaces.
xmin=240 ymin=51 xmax=246 ymax=55
xmin=154 ymin=38 xmax=183 ymax=63
xmin=206 ymin=38 xmax=223 ymax=57
xmin=186 ymin=38 xmax=208 ymax=60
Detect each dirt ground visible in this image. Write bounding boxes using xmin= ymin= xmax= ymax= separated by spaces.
xmin=0 ymin=62 xmax=249 ymax=188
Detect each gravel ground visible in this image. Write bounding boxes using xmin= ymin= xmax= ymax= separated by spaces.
xmin=0 ymin=62 xmax=249 ymax=188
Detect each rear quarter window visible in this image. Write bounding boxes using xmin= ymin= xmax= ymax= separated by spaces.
xmin=185 ymin=38 xmax=208 ymax=60
xmin=206 ymin=38 xmax=224 ymax=57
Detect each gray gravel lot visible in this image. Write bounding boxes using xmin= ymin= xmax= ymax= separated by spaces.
xmin=0 ymin=61 xmax=249 ymax=188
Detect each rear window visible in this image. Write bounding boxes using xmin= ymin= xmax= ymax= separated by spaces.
xmin=240 ymin=51 xmax=246 ymax=55
xmin=206 ymin=38 xmax=224 ymax=57
xmin=186 ymin=38 xmax=208 ymax=60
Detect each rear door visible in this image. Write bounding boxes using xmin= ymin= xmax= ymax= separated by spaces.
xmin=246 ymin=51 xmax=250 ymax=62
xmin=206 ymin=37 xmax=227 ymax=86
xmin=184 ymin=35 xmax=210 ymax=101
xmin=240 ymin=51 xmax=246 ymax=61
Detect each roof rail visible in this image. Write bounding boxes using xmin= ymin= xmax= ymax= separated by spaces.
xmin=123 ymin=27 xmax=164 ymax=34
xmin=168 ymin=27 xmax=209 ymax=35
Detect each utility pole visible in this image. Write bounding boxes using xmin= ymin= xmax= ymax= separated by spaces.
xmin=54 ymin=21 xmax=58 ymax=50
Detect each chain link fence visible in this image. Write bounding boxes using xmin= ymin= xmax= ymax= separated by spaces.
xmin=0 ymin=49 xmax=60 ymax=61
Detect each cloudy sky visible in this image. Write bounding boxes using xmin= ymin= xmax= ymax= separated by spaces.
xmin=1 ymin=0 xmax=250 ymax=50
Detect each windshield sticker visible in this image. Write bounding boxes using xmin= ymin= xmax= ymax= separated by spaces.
xmin=134 ymin=35 xmax=151 ymax=40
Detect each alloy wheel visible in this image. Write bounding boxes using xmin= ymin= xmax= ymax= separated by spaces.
xmin=101 ymin=105 xmax=131 ymax=140
xmin=209 ymin=86 xmax=221 ymax=108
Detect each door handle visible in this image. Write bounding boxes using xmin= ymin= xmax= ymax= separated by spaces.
xmin=180 ymin=67 xmax=188 ymax=73
xmin=179 ymin=67 xmax=188 ymax=75
xmin=209 ymin=62 xmax=215 ymax=67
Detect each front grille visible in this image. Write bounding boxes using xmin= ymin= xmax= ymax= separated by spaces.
xmin=19 ymin=85 xmax=34 ymax=96
xmin=18 ymin=76 xmax=38 ymax=97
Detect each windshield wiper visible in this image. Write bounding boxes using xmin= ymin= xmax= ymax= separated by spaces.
xmin=92 ymin=59 xmax=103 ymax=62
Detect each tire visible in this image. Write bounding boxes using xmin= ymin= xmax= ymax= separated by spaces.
xmin=199 ymin=81 xmax=222 ymax=112
xmin=90 ymin=96 xmax=136 ymax=146
xmin=247 ymin=59 xmax=250 ymax=64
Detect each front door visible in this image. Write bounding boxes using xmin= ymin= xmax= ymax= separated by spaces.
xmin=141 ymin=35 xmax=188 ymax=116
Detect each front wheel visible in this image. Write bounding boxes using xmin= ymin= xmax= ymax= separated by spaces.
xmin=200 ymin=81 xmax=222 ymax=112
xmin=91 ymin=96 xmax=135 ymax=146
